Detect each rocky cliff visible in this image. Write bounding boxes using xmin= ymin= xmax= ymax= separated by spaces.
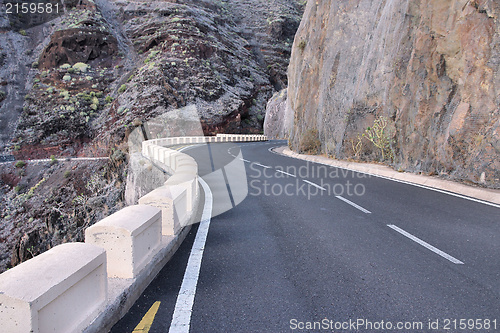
xmin=0 ymin=0 xmax=304 ymax=273
xmin=271 ymin=0 xmax=500 ymax=188
xmin=0 ymin=0 xmax=303 ymax=158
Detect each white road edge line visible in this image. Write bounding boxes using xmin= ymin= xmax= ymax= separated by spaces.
xmin=303 ymin=180 xmax=326 ymax=191
xmin=179 ymin=145 xmax=197 ymax=152
xmin=169 ymin=177 xmax=213 ymax=333
xmin=276 ymin=169 xmax=296 ymax=177
xmin=387 ymin=224 xmax=464 ymax=265
xmin=335 ymin=195 xmax=371 ymax=214
xmin=254 ymin=162 xmax=272 ymax=169
xmin=294 ymin=158 xmax=500 ymax=209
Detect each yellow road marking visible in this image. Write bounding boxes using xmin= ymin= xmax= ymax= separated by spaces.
xmin=132 ymin=301 xmax=161 ymax=333
xmin=174 ymin=145 xmax=188 ymax=151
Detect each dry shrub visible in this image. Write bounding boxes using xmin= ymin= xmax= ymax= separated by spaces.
xmin=299 ymin=129 xmax=321 ymax=154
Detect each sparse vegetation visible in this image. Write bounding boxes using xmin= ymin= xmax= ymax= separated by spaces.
xmin=299 ymin=128 xmax=321 ymax=154
xmin=72 ymin=62 xmax=89 ymax=73
xmin=362 ymin=116 xmax=394 ymax=161
xmin=118 ymin=84 xmax=127 ymax=93
xmin=350 ymin=135 xmax=363 ymax=158
xmin=50 ymin=155 xmax=58 ymax=165
xmin=298 ymin=40 xmax=307 ymax=52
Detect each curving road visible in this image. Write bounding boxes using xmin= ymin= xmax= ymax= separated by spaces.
xmin=112 ymin=140 xmax=500 ymax=333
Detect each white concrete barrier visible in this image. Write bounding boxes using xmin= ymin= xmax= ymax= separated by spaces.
xmin=215 ymin=134 xmax=267 ymax=142
xmin=140 ymin=134 xmax=267 ymax=222
xmin=170 ymin=184 xmax=189 ymax=227
xmin=168 ymin=174 xmax=197 ymax=210
xmin=85 ymin=205 xmax=162 ymax=279
xmin=138 ymin=186 xmax=180 ymax=235
xmin=0 ymin=133 xmax=267 ymax=333
xmin=0 ymin=243 xmax=107 ymax=333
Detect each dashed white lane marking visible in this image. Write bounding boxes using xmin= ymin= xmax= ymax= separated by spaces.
xmin=169 ymin=177 xmax=213 ymax=333
xmin=387 ymin=224 xmax=464 ymax=265
xmin=276 ymin=148 xmax=500 ymax=209
xmin=254 ymin=162 xmax=272 ymax=169
xmin=275 ymin=169 xmax=296 ymax=177
xmin=239 ymin=158 xmax=251 ymax=163
xmin=303 ymin=180 xmax=327 ymax=191
xmin=335 ymin=195 xmax=372 ymax=214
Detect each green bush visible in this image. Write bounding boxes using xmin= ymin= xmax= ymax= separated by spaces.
xmin=50 ymin=155 xmax=58 ymax=165
xmin=72 ymin=62 xmax=88 ymax=73
xmin=118 ymin=84 xmax=127 ymax=94
xmin=15 ymin=161 xmax=26 ymax=168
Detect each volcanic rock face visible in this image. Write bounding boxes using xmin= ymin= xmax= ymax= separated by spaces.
xmin=280 ymin=0 xmax=500 ymax=188
xmin=2 ymin=0 xmax=303 ymax=158
xmin=264 ymin=88 xmax=292 ymax=139
xmin=38 ymin=28 xmax=118 ymax=69
xmin=0 ymin=0 xmax=303 ymax=273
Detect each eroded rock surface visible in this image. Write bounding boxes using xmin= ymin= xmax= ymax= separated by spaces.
xmin=2 ymin=0 xmax=303 ymax=158
xmin=280 ymin=0 xmax=500 ymax=188
xmin=264 ymin=88 xmax=292 ymax=139
xmin=0 ymin=0 xmax=303 ymax=273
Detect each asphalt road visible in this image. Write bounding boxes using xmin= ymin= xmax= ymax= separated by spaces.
xmin=111 ymin=140 xmax=500 ymax=333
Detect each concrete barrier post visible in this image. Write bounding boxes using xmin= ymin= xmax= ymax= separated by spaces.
xmin=138 ymin=186 xmax=181 ymax=235
xmin=85 ymin=205 xmax=163 ymax=279
xmin=171 ymin=185 xmax=189 ymax=227
xmin=0 ymin=243 xmax=107 ymax=333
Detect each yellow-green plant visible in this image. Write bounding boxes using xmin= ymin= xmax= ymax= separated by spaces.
xmin=298 ymin=40 xmax=306 ymax=52
xmin=362 ymin=116 xmax=394 ymax=161
xmin=350 ymin=135 xmax=363 ymax=158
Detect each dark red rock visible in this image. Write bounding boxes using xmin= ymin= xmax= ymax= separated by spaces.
xmin=38 ymin=28 xmax=118 ymax=69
